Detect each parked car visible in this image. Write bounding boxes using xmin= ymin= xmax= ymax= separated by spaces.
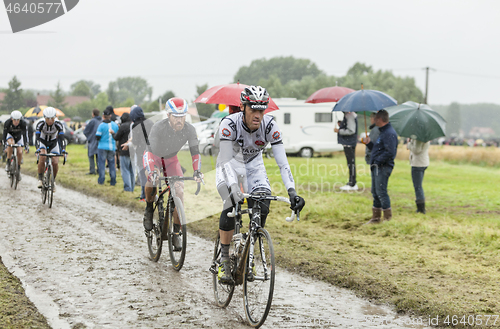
xmin=73 ymin=128 xmax=87 ymax=144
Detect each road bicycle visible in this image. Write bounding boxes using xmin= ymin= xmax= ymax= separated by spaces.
xmin=210 ymin=192 xmax=299 ymax=328
xmin=6 ymin=144 xmax=23 ymax=189
xmin=37 ymin=151 xmax=67 ymax=208
xmin=146 ymin=174 xmax=201 ymax=271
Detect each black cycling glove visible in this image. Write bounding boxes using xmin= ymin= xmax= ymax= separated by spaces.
xmin=288 ymin=188 xmax=305 ymax=212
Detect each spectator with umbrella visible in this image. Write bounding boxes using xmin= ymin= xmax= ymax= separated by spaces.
xmin=334 ymin=112 xmax=358 ymax=190
xmin=364 ymin=110 xmax=398 ymax=224
xmin=407 ymin=138 xmax=429 ymax=214
xmin=385 ymin=101 xmax=447 ymax=215
xmin=332 ymin=85 xmax=397 ymax=195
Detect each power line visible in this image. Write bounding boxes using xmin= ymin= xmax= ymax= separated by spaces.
xmin=435 ymin=69 xmax=500 ymax=80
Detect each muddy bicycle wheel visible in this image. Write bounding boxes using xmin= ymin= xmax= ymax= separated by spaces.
xmin=47 ymin=166 xmax=54 ymax=208
xmin=167 ymin=196 xmax=187 ymax=271
xmin=41 ymin=171 xmax=47 ymax=204
xmin=243 ymin=227 xmax=275 ymax=328
xmin=10 ymin=157 xmax=17 ymax=189
xmin=212 ymin=232 xmax=235 ymax=307
xmin=147 ymin=198 xmax=164 ymax=262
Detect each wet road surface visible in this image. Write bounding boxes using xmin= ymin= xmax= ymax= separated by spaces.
xmin=0 ymin=172 xmax=430 ymax=328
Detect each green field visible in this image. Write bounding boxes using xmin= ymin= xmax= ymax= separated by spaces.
xmin=2 ymin=143 xmax=500 ymax=328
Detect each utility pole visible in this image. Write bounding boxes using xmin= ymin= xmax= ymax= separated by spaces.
xmin=424 ymin=67 xmax=429 ymax=104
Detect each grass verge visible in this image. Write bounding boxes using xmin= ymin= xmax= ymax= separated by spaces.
xmin=2 ymin=144 xmax=500 ymax=328
xmin=0 ymin=256 xmax=51 ymax=328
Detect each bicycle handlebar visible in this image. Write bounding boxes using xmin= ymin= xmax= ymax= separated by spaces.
xmin=228 ymin=193 xmax=300 ymax=222
xmin=159 ymin=176 xmax=202 ymax=196
xmin=36 ymin=151 xmax=68 ymax=165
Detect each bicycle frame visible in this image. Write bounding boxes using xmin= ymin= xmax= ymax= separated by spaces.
xmin=7 ymin=144 xmax=21 ymax=169
xmin=229 ymin=193 xmax=298 ymax=285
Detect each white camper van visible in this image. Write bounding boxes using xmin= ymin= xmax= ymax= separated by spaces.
xmin=270 ymin=98 xmax=344 ymax=157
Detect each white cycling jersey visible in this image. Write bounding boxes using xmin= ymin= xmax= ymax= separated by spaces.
xmin=216 ymin=112 xmax=295 ymax=192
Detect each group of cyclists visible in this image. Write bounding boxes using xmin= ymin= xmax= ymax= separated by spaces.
xmin=3 ymin=85 xmax=306 ymax=285
xmin=3 ymin=106 xmax=64 ymax=189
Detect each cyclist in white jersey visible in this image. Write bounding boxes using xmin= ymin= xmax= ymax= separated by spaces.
xmin=216 ymin=85 xmax=305 ymax=283
xmin=35 ymin=107 xmax=66 ymax=191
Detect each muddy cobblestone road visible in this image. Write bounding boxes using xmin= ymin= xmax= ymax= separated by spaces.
xmin=0 ymin=173 xmax=428 ymax=328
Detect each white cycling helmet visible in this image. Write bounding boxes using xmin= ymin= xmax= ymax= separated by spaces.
xmin=11 ymin=110 xmax=22 ymax=120
xmin=240 ymin=85 xmax=270 ymax=110
xmin=43 ymin=107 xmax=57 ymax=118
xmin=166 ymin=97 xmax=188 ymax=117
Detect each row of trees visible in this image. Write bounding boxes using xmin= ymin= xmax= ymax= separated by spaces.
xmin=0 ymin=76 xmax=177 ymax=121
xmin=233 ymin=58 xmax=424 ymax=103
xmin=0 ymin=57 xmax=446 ymax=122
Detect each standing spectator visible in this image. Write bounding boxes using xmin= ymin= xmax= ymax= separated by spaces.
xmin=129 ymin=106 xmax=154 ymax=201
xmin=105 ymin=106 xmax=121 ymax=170
xmin=363 ymin=112 xmax=380 ymax=165
xmin=96 ymin=108 xmax=119 ymax=186
xmin=407 ymin=138 xmax=430 ymax=214
xmin=83 ymin=109 xmax=102 ymax=175
xmin=364 ymin=110 xmax=398 ymax=224
xmin=334 ymin=112 xmax=358 ymax=190
xmin=26 ymin=118 xmax=35 ymax=146
xmin=114 ymin=112 xmax=134 ymax=192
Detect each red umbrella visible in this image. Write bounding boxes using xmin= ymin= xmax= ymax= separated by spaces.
xmin=305 ymin=86 xmax=356 ymax=103
xmin=194 ymin=83 xmax=279 ymax=113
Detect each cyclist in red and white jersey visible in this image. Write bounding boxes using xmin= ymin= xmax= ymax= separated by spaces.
xmin=142 ymin=98 xmax=203 ymax=247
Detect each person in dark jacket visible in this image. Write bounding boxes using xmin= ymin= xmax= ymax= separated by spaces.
xmin=114 ymin=112 xmax=134 ymax=192
xmin=365 ymin=110 xmax=398 ymax=223
xmin=334 ymin=112 xmax=358 ymax=190
xmin=364 ymin=112 xmax=380 ymax=165
xmin=83 ymin=109 xmax=102 ymax=175
xmin=128 ymin=106 xmax=154 ymax=200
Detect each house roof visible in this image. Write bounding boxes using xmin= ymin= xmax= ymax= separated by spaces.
xmin=0 ymin=92 xmax=5 ymax=102
xmin=36 ymin=94 xmax=91 ymax=107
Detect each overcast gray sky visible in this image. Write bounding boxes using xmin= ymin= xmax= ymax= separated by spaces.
xmin=1 ymin=0 xmax=499 ymax=105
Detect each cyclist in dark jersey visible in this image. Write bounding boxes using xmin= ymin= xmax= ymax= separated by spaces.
xmin=142 ymin=98 xmax=204 ymax=247
xmin=3 ymin=110 xmax=29 ymax=176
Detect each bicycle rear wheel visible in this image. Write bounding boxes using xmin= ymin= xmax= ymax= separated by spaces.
xmin=47 ymin=166 xmax=54 ymax=208
xmin=212 ymin=232 xmax=234 ymax=307
xmin=167 ymin=196 xmax=187 ymax=271
xmin=243 ymin=227 xmax=275 ymax=328
xmin=147 ymin=199 xmax=164 ymax=262
xmin=10 ymin=157 xmax=17 ymax=189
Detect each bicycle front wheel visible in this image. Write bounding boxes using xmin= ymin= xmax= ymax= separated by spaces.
xmin=147 ymin=199 xmax=164 ymax=262
xmin=212 ymin=232 xmax=234 ymax=307
xmin=47 ymin=166 xmax=54 ymax=208
xmin=167 ymin=196 xmax=187 ymax=271
xmin=10 ymin=157 xmax=17 ymax=189
xmin=41 ymin=171 xmax=47 ymax=204
xmin=243 ymin=227 xmax=275 ymax=328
